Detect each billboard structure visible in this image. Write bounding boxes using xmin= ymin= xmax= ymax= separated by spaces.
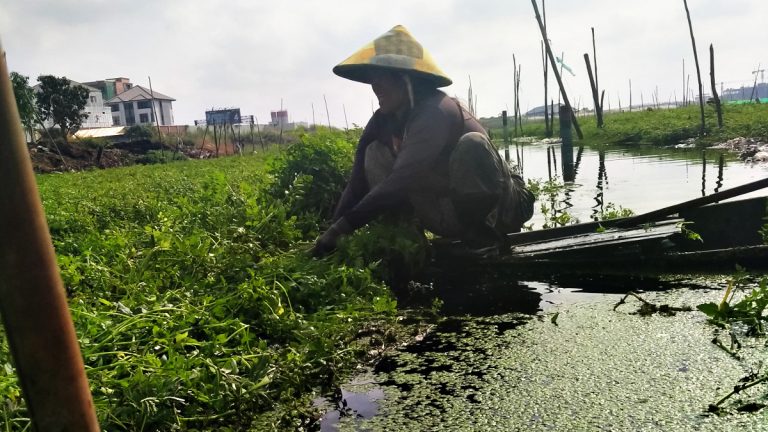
xmin=194 ymin=107 xmax=263 ymax=156
xmin=204 ymin=108 xmax=241 ymax=125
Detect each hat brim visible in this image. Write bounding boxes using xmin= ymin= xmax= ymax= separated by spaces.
xmin=333 ymin=64 xmax=452 ymax=88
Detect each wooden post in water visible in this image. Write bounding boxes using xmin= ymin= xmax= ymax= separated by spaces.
xmin=559 ymin=105 xmax=575 ymax=181
xmin=701 ymin=149 xmax=707 ymax=197
xmin=541 ymin=0 xmax=552 ymax=137
xmin=709 ymin=44 xmax=723 ymax=128
xmin=0 ymin=38 xmax=100 ymax=432
xmin=541 ymin=42 xmax=552 ymax=137
xmin=584 ymin=53 xmax=603 ymax=128
xmin=547 ymin=146 xmax=552 ymax=180
xmin=531 ymin=0 xmax=583 ymax=139
xmin=502 ymin=110 xmax=510 ymax=162
xmin=683 ymin=0 xmax=706 ymax=136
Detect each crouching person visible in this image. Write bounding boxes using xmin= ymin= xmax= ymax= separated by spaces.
xmin=312 ymin=25 xmax=534 ymax=257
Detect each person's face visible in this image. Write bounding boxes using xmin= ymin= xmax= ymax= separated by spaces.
xmin=370 ymin=70 xmax=408 ymax=114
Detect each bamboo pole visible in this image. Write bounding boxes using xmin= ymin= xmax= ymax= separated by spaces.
xmin=683 ymin=0 xmax=706 ymax=136
xmin=584 ymin=53 xmax=603 ymax=127
xmin=513 ymin=56 xmax=519 ymax=138
xmin=255 ymin=115 xmax=265 ymax=150
xmin=591 ymin=27 xmax=603 ymax=121
xmin=559 ymin=105 xmax=574 ymax=181
xmin=541 ymin=41 xmax=551 ymax=137
xmin=531 ymin=0 xmax=583 ymax=139
xmin=323 ymin=94 xmax=331 ymax=128
xmin=709 ymin=44 xmax=723 ymax=128
xmin=148 ymin=76 xmax=164 ymax=157
xmin=516 ymin=63 xmax=522 ymax=134
xmin=541 ymin=0 xmax=551 ymax=137
xmin=0 ymin=38 xmax=100 ymax=431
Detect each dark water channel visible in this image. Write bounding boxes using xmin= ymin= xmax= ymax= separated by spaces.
xmin=318 ymin=142 xmax=768 ymax=431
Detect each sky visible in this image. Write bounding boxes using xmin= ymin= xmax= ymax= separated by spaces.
xmin=1 ymin=0 xmax=766 ymax=128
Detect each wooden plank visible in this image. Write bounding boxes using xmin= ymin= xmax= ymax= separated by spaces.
xmin=512 ymin=221 xmax=681 ymax=258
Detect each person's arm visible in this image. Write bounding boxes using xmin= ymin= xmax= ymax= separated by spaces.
xmin=332 ymin=113 xmax=380 ymax=221
xmin=342 ymin=103 xmax=454 ymax=230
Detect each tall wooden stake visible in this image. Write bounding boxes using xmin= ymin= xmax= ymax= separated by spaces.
xmin=255 ymin=115 xmax=265 ymax=150
xmin=584 ymin=53 xmax=603 ymax=128
xmin=709 ymin=44 xmax=723 ymax=128
xmin=541 ymin=0 xmax=552 ymax=137
xmin=0 ymin=39 xmax=100 ymax=432
xmin=531 ymin=0 xmax=583 ymax=139
xmin=323 ymin=94 xmax=331 ymax=128
xmin=148 ymin=76 xmax=164 ymax=156
xmin=541 ymin=41 xmax=551 ymax=137
xmin=683 ymin=0 xmax=706 ymax=136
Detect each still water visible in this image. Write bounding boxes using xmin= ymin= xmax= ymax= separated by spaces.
xmin=505 ymin=140 xmax=768 ymax=228
xmin=319 ymin=142 xmax=768 ymax=431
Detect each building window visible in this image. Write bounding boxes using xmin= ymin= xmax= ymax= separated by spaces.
xmin=111 ymin=104 xmax=120 ymax=112
xmin=137 ymin=100 xmax=151 ymax=110
xmin=90 ymin=96 xmax=97 ymax=103
xmin=139 ymin=113 xmax=149 ymax=123
xmin=112 ymin=116 xmax=120 ymax=125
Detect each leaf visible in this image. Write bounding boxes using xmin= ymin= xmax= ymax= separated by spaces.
xmin=697 ymin=302 xmax=720 ymax=318
xmin=551 ymin=312 xmax=560 ymax=326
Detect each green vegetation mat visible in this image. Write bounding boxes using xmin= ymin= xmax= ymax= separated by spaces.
xmin=0 ymin=129 xmax=413 ymax=430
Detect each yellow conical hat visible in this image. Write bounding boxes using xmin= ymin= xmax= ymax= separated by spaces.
xmin=333 ymin=25 xmax=452 ymax=88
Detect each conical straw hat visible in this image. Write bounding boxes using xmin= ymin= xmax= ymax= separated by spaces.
xmin=333 ymin=25 xmax=452 ymax=87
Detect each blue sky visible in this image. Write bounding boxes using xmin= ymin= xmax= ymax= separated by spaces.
xmin=2 ymin=0 xmax=766 ymax=127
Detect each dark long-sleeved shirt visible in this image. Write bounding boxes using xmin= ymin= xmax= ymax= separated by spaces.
xmin=333 ymin=89 xmax=487 ymax=230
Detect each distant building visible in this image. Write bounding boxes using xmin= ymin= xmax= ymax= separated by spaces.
xmin=270 ymin=110 xmax=288 ymax=127
xmin=85 ymin=77 xmax=176 ymax=126
xmin=721 ymin=82 xmax=767 ymax=102
xmin=33 ymin=80 xmax=113 ymax=129
xmin=525 ymin=103 xmax=563 ymax=117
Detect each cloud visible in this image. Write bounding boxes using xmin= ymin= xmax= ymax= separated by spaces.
xmin=2 ymin=0 xmax=766 ymax=126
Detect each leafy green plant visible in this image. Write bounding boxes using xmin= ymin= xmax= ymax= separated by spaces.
xmin=125 ymin=124 xmax=154 ymax=142
xmin=136 ymin=149 xmax=188 ymax=165
xmin=0 ymin=129 xmax=402 ymax=430
xmin=697 ymin=268 xmax=768 ymax=334
xmin=597 ymin=203 xmax=634 ymax=221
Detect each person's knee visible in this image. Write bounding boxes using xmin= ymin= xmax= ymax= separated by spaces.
xmin=364 ymin=140 xmax=395 ymax=188
xmin=455 ymin=132 xmax=491 ymax=153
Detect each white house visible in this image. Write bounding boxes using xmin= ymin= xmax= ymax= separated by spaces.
xmin=105 ymin=85 xmax=175 ymax=127
xmin=81 ymin=83 xmax=113 ymax=128
xmin=33 ymin=80 xmax=113 ymax=129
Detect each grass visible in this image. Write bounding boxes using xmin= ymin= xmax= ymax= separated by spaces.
xmin=485 ymin=103 xmax=768 ymax=147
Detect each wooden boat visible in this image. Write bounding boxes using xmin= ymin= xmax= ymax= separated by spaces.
xmin=432 ymin=178 xmax=768 ymax=276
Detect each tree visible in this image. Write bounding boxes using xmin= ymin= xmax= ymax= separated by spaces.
xmin=35 ymin=75 xmax=89 ymax=140
xmin=10 ymin=72 xmax=36 ymax=142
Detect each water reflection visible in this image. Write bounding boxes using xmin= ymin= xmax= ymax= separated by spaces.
xmin=715 ymin=153 xmax=725 ymax=193
xmin=590 ymin=149 xmax=607 ymax=220
xmin=513 ymin=141 xmax=768 ymax=229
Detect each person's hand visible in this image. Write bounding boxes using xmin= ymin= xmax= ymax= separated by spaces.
xmin=310 ymin=218 xmax=352 ymax=258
